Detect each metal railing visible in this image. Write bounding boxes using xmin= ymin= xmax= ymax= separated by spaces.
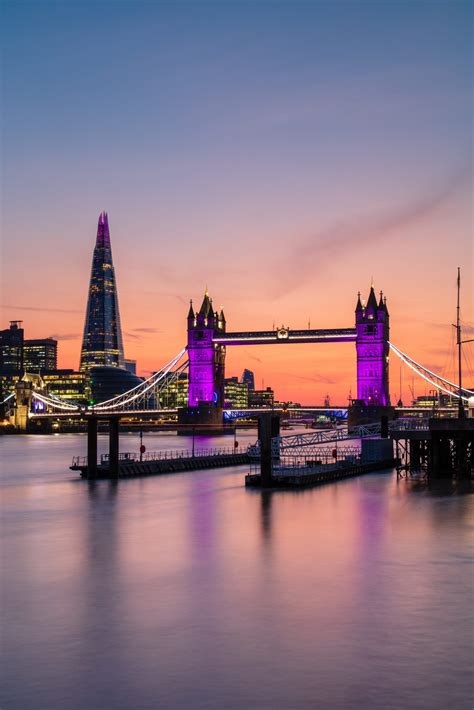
xmin=390 ymin=419 xmax=429 ymax=431
xmin=249 ymin=452 xmax=361 ymax=477
xmin=72 ymin=446 xmax=244 ymax=467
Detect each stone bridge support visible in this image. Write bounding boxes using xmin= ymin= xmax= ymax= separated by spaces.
xmin=13 ymin=380 xmax=34 ymax=431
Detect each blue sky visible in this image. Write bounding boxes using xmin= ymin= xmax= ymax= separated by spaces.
xmin=1 ymin=0 xmax=472 ymax=399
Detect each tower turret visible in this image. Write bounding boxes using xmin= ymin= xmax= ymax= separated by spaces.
xmin=207 ymin=301 xmax=215 ymax=326
xmin=218 ymin=307 xmax=226 ymax=330
xmin=355 ymin=284 xmax=390 ymax=406
xmin=365 ymin=285 xmax=378 ymax=318
xmin=187 ymin=300 xmax=195 ymax=327
xmin=186 ymin=289 xmax=226 ymax=408
xmin=355 ymin=292 xmax=364 ymax=323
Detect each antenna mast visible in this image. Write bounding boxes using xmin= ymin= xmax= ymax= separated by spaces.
xmin=455 ymin=267 xmax=464 ymax=417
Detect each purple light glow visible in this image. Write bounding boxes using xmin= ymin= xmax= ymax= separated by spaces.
xmin=187 ymin=293 xmax=226 ymax=408
xmin=187 ymin=286 xmax=391 ymax=408
xmin=355 ymin=288 xmax=390 ymax=406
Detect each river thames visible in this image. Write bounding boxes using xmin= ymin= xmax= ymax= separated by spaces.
xmin=1 ymin=431 xmax=473 ymax=709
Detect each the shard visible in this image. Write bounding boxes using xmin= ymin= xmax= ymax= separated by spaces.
xmin=80 ymin=212 xmax=124 ymax=371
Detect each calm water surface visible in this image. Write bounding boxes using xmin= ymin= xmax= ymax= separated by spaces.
xmin=1 ymin=431 xmax=473 ymax=709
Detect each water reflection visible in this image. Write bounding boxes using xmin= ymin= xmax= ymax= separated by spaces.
xmin=1 ymin=433 xmax=473 ymax=710
xmin=260 ymin=490 xmax=273 ymax=543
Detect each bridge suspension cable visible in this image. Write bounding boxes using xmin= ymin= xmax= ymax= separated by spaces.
xmin=91 ymin=348 xmax=187 ymax=412
xmin=389 ymin=342 xmax=473 ymax=401
xmin=32 ymin=390 xmax=81 ymax=411
xmin=0 ymin=392 xmax=15 ymax=405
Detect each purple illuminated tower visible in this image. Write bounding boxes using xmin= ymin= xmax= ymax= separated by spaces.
xmin=187 ymin=291 xmax=226 ymax=407
xmin=355 ymin=286 xmax=390 ymax=406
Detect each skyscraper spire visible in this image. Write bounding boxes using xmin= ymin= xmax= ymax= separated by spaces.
xmin=80 ymin=212 xmax=124 ymax=371
xmin=96 ymin=211 xmax=111 ymax=248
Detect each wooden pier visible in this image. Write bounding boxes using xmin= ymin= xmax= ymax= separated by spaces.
xmin=392 ymin=418 xmax=474 ymax=479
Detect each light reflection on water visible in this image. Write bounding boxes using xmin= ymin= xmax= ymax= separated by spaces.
xmin=1 ymin=431 xmax=473 ymax=709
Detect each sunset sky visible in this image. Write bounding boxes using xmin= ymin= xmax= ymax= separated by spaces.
xmin=1 ymin=1 xmax=472 ymax=404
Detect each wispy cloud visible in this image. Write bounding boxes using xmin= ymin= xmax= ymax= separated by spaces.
xmin=1 ymin=304 xmax=82 ymax=314
xmin=272 ymin=169 xmax=470 ymax=298
xmin=284 ymin=372 xmax=337 ymax=385
xmin=47 ymin=333 xmax=80 ymax=341
xmin=124 ymin=327 xmax=163 ymax=341
xmin=242 ymin=350 xmax=263 ymax=364
xmin=131 ymin=327 xmax=163 ymax=334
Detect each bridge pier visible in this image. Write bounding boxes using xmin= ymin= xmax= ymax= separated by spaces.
xmin=410 ymin=440 xmax=421 ymax=470
xmin=13 ymin=380 xmax=34 ymax=431
xmin=109 ymin=417 xmax=120 ymax=477
xmin=258 ymin=413 xmax=280 ymax=487
xmin=87 ymin=417 xmax=98 ymax=478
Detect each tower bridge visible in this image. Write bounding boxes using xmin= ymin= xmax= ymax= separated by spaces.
xmin=213 ymin=328 xmax=357 ymax=345
xmin=181 ymin=285 xmax=390 ymax=428
xmin=2 ymin=283 xmax=473 ymax=431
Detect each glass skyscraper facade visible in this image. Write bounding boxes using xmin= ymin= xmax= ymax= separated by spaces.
xmin=0 ymin=321 xmax=24 ymax=373
xmin=80 ymin=212 xmax=125 ymax=371
xmin=24 ymin=338 xmax=57 ymax=372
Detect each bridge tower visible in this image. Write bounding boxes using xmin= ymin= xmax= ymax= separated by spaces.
xmin=13 ymin=380 xmax=34 ymax=431
xmin=178 ymin=291 xmax=226 ymax=431
xmin=355 ymin=286 xmax=390 ymax=407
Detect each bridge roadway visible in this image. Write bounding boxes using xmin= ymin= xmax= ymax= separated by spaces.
xmin=28 ymin=405 xmax=458 ymax=421
xmin=29 ymin=406 xmax=350 ymax=420
xmin=213 ymin=327 xmax=356 ymax=346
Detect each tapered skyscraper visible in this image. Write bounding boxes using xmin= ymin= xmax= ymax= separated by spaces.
xmin=80 ymin=212 xmax=124 ymax=371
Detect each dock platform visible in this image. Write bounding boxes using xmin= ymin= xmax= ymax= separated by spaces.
xmin=71 ymin=448 xmax=250 ymax=479
xmin=245 ymin=457 xmax=396 ymax=489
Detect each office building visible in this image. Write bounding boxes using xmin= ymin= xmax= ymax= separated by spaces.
xmin=0 ymin=321 xmax=24 ymax=373
xmin=124 ymin=358 xmax=137 ymax=375
xmin=242 ymin=368 xmax=255 ymax=391
xmin=159 ymin=372 xmax=188 ymax=409
xmin=224 ymin=377 xmax=249 ymax=408
xmin=80 ymin=212 xmax=125 ymax=371
xmin=24 ymin=338 xmax=57 ymax=372
xmin=248 ymin=387 xmax=275 ymax=408
xmin=43 ymin=370 xmax=91 ymax=404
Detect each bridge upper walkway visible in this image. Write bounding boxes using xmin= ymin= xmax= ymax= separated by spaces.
xmin=214 ymin=328 xmax=356 ymax=346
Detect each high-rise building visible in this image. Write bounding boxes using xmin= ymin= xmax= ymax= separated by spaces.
xmin=248 ymin=387 xmax=274 ymax=408
xmin=24 ymin=338 xmax=57 ymax=372
xmin=0 ymin=321 xmax=24 ymax=373
xmin=124 ymin=358 xmax=137 ymax=375
xmin=159 ymin=372 xmax=189 ymax=409
xmin=80 ymin=212 xmax=125 ymax=371
xmin=43 ymin=370 xmax=91 ymax=403
xmin=242 ymin=368 xmax=255 ymax=391
xmin=224 ymin=376 xmax=249 ymax=408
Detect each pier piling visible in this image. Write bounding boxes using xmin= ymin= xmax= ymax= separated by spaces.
xmin=87 ymin=417 xmax=98 ymax=478
xmin=109 ymin=418 xmax=120 ymax=477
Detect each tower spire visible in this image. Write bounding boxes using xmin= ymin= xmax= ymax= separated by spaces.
xmin=366 ymin=284 xmax=378 ymax=313
xmin=96 ymin=210 xmax=111 ymax=247
xmin=80 ymin=212 xmax=124 ymax=370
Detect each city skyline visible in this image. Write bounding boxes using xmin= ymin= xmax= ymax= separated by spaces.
xmin=1 ymin=1 xmax=472 ymax=404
